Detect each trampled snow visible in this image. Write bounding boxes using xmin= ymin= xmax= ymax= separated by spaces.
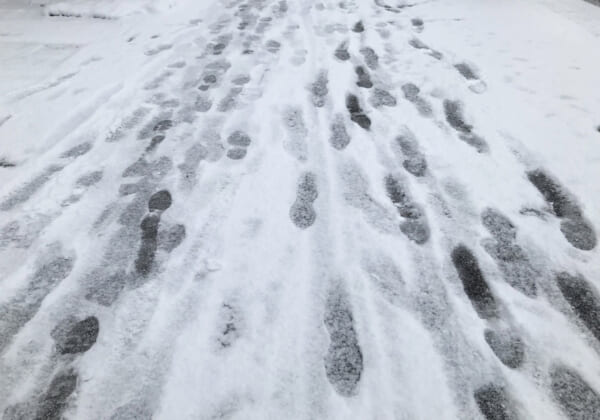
xmin=1 ymin=0 xmax=600 ymax=418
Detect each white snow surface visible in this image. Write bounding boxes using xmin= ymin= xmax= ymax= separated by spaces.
xmin=1 ymin=0 xmax=600 ymax=418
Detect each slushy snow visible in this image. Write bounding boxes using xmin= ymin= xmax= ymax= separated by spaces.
xmin=1 ymin=0 xmax=600 ymax=418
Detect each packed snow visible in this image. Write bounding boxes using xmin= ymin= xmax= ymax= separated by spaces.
xmin=1 ymin=0 xmax=600 ymax=418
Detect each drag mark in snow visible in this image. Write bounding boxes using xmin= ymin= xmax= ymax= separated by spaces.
xmin=346 ymin=94 xmax=371 ymax=130
xmin=282 ymin=107 xmax=309 ymax=161
xmin=290 ymin=172 xmax=318 ymax=229
xmin=451 ymin=245 xmax=498 ymax=319
xmin=443 ymin=100 xmax=489 ymax=153
xmin=329 ymin=114 xmax=351 ymax=150
xmin=401 ymin=83 xmax=432 ymax=117
xmin=526 ymin=169 xmax=596 ymax=250
xmin=13 ymin=72 xmax=79 ymax=100
xmin=0 ymin=254 xmax=74 ymax=352
xmin=551 ymin=365 xmax=600 ymax=419
xmin=481 ymin=208 xmax=537 ymax=297
xmin=324 ymin=287 xmax=363 ymax=397
xmin=0 ymin=165 xmax=64 ymax=211
xmin=384 ymin=175 xmax=429 ymax=244
xmin=556 ymin=272 xmax=600 ymax=342
xmin=474 ymin=384 xmax=518 ymax=420
xmin=1 ymin=168 xmax=98 ymax=245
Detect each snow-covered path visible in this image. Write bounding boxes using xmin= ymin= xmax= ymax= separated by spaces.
xmin=1 ymin=0 xmax=600 ymax=418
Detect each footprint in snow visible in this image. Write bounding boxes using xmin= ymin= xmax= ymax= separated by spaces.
xmin=474 ymin=384 xmax=518 ymax=420
xmin=411 ymin=18 xmax=424 ymax=32
xmin=226 ymin=130 xmax=252 ymax=160
xmin=551 ymin=365 xmax=600 ymax=419
xmin=135 ymin=190 xmax=172 ymax=276
xmin=290 ymin=172 xmax=318 ymax=229
xmin=451 ymin=244 xmax=498 ymax=319
xmin=323 ymin=286 xmax=363 ymax=397
xmin=526 ymin=169 xmax=596 ymax=251
xmin=454 ymin=62 xmax=487 ymax=93
xmin=443 ymin=99 xmax=489 ymax=153
xmin=346 ymin=94 xmax=371 ymax=130
xmin=480 ymin=208 xmax=537 ymax=297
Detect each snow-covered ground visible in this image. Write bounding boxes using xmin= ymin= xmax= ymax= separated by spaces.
xmin=1 ymin=0 xmax=600 ymax=418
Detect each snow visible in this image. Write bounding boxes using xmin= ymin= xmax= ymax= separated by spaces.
xmin=44 ymin=0 xmax=176 ymax=19
xmin=1 ymin=0 xmax=600 ymax=418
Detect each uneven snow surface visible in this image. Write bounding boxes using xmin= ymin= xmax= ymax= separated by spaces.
xmin=1 ymin=0 xmax=600 ymax=418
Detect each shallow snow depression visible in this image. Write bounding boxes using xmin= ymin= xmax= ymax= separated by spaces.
xmin=1 ymin=0 xmax=600 ymax=418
